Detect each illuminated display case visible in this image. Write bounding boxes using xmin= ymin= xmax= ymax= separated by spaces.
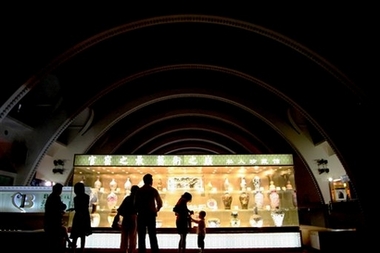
xmin=71 ymin=154 xmax=299 ymax=229
xmin=329 ymin=176 xmax=352 ymax=202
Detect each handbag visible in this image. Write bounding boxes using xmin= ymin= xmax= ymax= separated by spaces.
xmin=111 ymin=213 xmax=121 ymax=229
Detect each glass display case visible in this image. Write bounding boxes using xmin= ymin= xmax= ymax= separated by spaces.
xmin=71 ymin=154 xmax=299 ymax=228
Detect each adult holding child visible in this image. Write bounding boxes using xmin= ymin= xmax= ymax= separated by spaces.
xmin=173 ymin=192 xmax=194 ymax=253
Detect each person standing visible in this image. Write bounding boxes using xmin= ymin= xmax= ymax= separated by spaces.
xmin=44 ymin=183 xmax=72 ymax=252
xmin=69 ymin=182 xmax=92 ymax=252
xmin=173 ymin=192 xmax=194 ymax=253
xmin=191 ymin=211 xmax=207 ymax=253
xmin=135 ymin=174 xmax=163 ymax=253
xmin=118 ymin=185 xmax=139 ymax=253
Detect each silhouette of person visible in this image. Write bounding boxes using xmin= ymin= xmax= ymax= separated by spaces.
xmin=44 ymin=183 xmax=73 ymax=252
xmin=135 ymin=174 xmax=163 ymax=253
xmin=69 ymin=182 xmax=92 ymax=252
xmin=191 ymin=211 xmax=207 ymax=253
xmin=118 ymin=185 xmax=139 ymax=253
xmin=173 ymin=192 xmax=194 ymax=253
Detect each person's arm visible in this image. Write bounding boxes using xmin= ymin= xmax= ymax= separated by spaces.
xmin=155 ymin=189 xmax=163 ymax=211
xmin=190 ymin=216 xmax=199 ymax=223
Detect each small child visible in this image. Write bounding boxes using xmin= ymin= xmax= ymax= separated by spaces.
xmin=61 ymin=225 xmax=74 ymax=249
xmin=191 ymin=210 xmax=206 ymax=253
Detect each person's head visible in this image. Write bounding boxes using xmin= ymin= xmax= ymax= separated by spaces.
xmin=143 ymin=173 xmax=153 ymax=185
xmin=130 ymin=185 xmax=139 ymax=195
xmin=52 ymin=183 xmax=63 ymax=195
xmin=199 ymin=210 xmax=206 ymax=219
xmin=182 ymin=192 xmax=192 ymax=202
xmin=74 ymin=182 xmax=85 ymax=195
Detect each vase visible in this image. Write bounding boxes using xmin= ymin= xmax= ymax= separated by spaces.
xmin=94 ymin=176 xmax=102 ymax=190
xmin=269 ymin=190 xmax=280 ymax=209
xmin=239 ymin=191 xmax=249 ymax=209
xmin=124 ymin=177 xmax=132 ymax=195
xmin=271 ymin=212 xmax=285 ymax=227
xmin=254 ymin=191 xmax=264 ymax=209
xmin=157 ymin=178 xmax=163 ymax=191
xmin=230 ymin=211 xmax=240 ymax=227
xmin=91 ymin=212 xmax=101 ymax=227
xmin=108 ymin=208 xmax=118 ymax=226
xmin=107 ymin=191 xmax=118 ymax=210
xmin=252 ymin=176 xmax=261 ymax=191
xmin=109 ymin=178 xmax=117 ymax=192
xmin=222 ymin=191 xmax=232 ymax=210
xmin=269 ymin=180 xmax=276 ymax=191
xmin=223 ymin=178 xmax=230 ymax=191
xmin=249 ymin=214 xmax=263 ymax=227
xmin=240 ymin=177 xmax=247 ymax=191
xmin=89 ymin=188 xmax=98 ymax=205
xmin=286 ymin=181 xmax=293 ymax=190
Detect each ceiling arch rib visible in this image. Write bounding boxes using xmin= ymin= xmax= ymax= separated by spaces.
xmin=123 ymin=128 xmax=264 ymax=155
xmin=147 ymin=138 xmax=237 ymax=154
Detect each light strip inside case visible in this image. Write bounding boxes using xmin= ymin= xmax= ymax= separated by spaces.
xmin=82 ymin=232 xmax=302 ymax=249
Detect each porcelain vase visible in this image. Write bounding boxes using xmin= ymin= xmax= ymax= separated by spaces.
xmin=230 ymin=211 xmax=240 ymax=227
xmin=222 ymin=191 xmax=232 ymax=210
xmin=94 ymin=176 xmax=102 ymax=190
xmin=269 ymin=190 xmax=280 ymax=209
xmin=124 ymin=177 xmax=132 ymax=195
xmin=239 ymin=191 xmax=249 ymax=209
xmin=254 ymin=191 xmax=264 ymax=209
xmin=109 ymin=178 xmax=117 ymax=192
xmin=271 ymin=212 xmax=285 ymax=227
xmin=107 ymin=191 xmax=118 ymax=210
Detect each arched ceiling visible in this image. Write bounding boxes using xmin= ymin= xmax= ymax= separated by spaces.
xmin=0 ymin=5 xmax=376 ymax=234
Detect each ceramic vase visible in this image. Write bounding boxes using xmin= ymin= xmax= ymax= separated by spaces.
xmin=108 ymin=208 xmax=118 ymax=226
xmin=94 ymin=176 xmax=102 ymax=191
xmin=89 ymin=188 xmax=98 ymax=205
xmin=222 ymin=191 xmax=233 ymax=210
xmin=157 ymin=178 xmax=163 ymax=191
xmin=230 ymin=211 xmax=240 ymax=227
xmin=269 ymin=180 xmax=276 ymax=191
xmin=269 ymin=190 xmax=280 ymax=209
xmin=271 ymin=211 xmax=285 ymax=227
xmin=249 ymin=214 xmax=263 ymax=227
xmin=90 ymin=204 xmax=100 ymax=227
xmin=239 ymin=191 xmax=249 ymax=209
xmin=109 ymin=178 xmax=117 ymax=192
xmin=223 ymin=178 xmax=230 ymax=191
xmin=124 ymin=177 xmax=132 ymax=195
xmin=254 ymin=191 xmax=264 ymax=209
xmin=286 ymin=181 xmax=293 ymax=190
xmin=240 ymin=177 xmax=247 ymax=191
xmin=91 ymin=212 xmax=101 ymax=227
xmin=252 ymin=176 xmax=261 ymax=191
xmin=107 ymin=191 xmax=118 ymax=210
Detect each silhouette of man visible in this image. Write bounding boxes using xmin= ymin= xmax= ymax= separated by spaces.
xmin=135 ymin=174 xmax=163 ymax=253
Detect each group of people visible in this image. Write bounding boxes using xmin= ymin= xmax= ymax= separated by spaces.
xmin=43 ymin=181 xmax=91 ymax=253
xmin=43 ymin=173 xmax=206 ymax=253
